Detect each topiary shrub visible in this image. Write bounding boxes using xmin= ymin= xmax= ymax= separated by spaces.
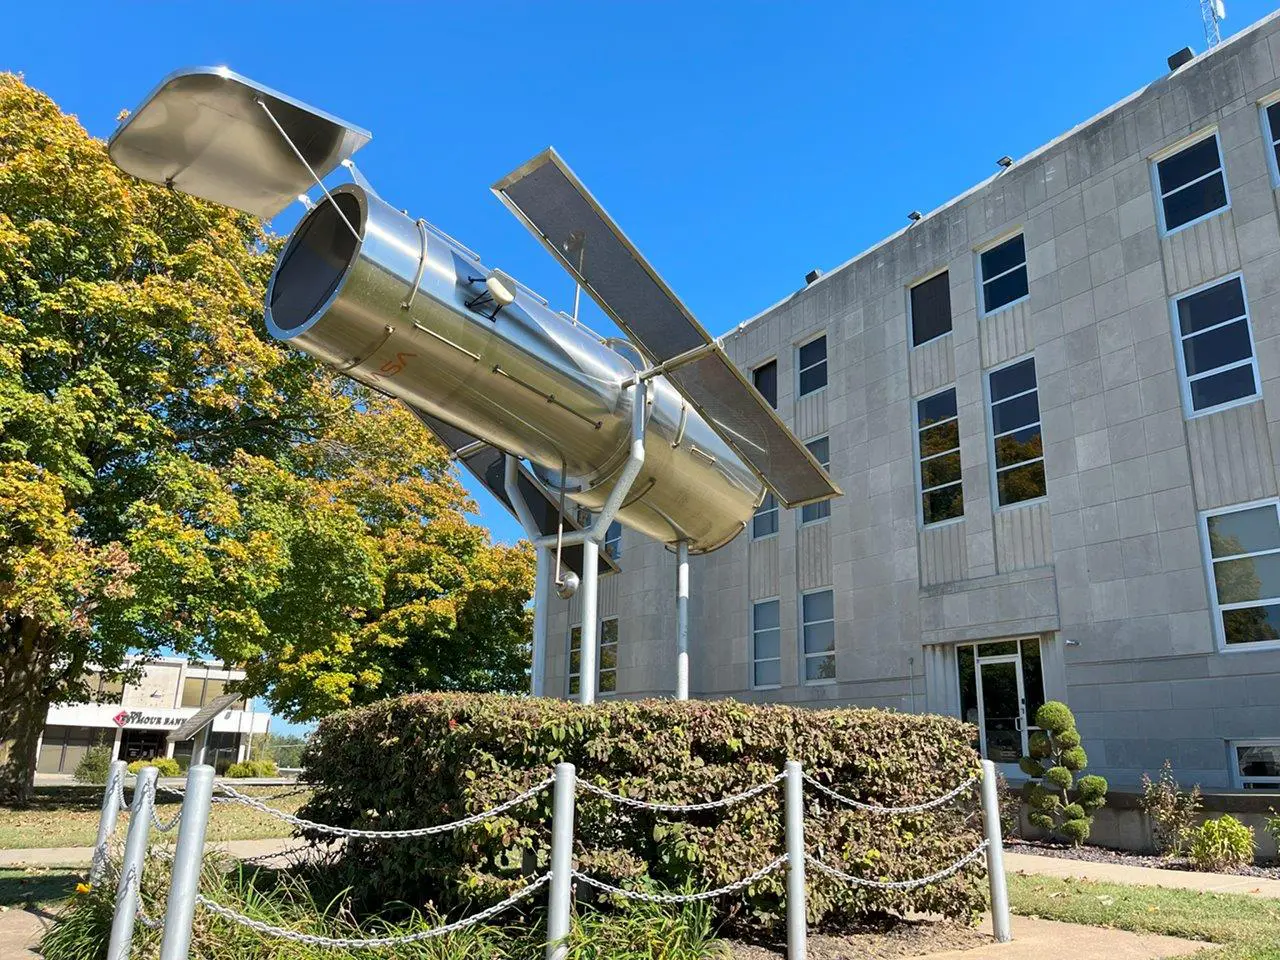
xmin=1139 ymin=760 xmax=1202 ymax=856
xmin=74 ymin=744 xmax=113 ymax=785
xmin=1019 ymin=701 xmax=1106 ymax=845
xmin=127 ymin=756 xmax=181 ymax=777
xmin=1188 ymin=815 xmax=1255 ymax=871
xmin=303 ymin=693 xmax=985 ymax=936
xmin=226 ymin=759 xmax=279 ymax=778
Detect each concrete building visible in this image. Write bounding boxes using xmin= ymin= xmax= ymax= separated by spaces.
xmin=545 ymin=13 xmax=1280 ymax=792
xmin=36 ymin=657 xmax=270 ymax=775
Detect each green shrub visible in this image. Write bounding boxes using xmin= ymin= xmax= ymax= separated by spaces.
xmin=226 ymin=759 xmax=279 ymax=778
xmin=996 ymin=771 xmax=1022 ymax=839
xmin=73 ymin=744 xmax=113 ymax=785
xmin=1019 ymin=702 xmax=1106 ymax=846
xmin=1188 ymin=815 xmax=1255 ymax=871
xmin=1266 ymin=808 xmax=1280 ymax=849
xmin=1139 ymin=760 xmax=1202 ymax=856
xmin=303 ymin=693 xmax=985 ymax=935
xmin=127 ymin=756 xmax=181 ymax=777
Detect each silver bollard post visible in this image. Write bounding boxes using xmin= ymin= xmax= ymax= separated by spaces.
xmin=784 ymin=760 xmax=807 ymax=960
xmin=159 ymin=764 xmax=216 ymax=960
xmin=545 ymin=762 xmax=577 ymax=960
xmin=980 ymin=759 xmax=1012 ymax=943
xmin=675 ymin=539 xmax=690 ymax=700
xmin=107 ymin=765 xmax=157 ymax=960
xmin=91 ymin=760 xmax=129 ymax=886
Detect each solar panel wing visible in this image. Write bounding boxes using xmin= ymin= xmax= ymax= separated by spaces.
xmin=492 ymin=149 xmax=841 ymax=508
xmin=407 ymin=408 xmax=617 ymax=577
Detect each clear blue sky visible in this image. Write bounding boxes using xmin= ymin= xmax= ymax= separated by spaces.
xmin=5 ymin=2 xmax=1274 ymax=732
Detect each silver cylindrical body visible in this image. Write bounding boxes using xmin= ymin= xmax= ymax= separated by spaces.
xmin=546 ymin=762 xmax=577 ymax=960
xmin=108 ymin=765 xmax=157 ymax=960
xmin=90 ymin=759 xmax=128 ymax=885
xmin=264 ymin=185 xmax=763 ymax=552
xmin=980 ymin=760 xmax=1012 ymax=943
xmin=784 ymin=760 xmax=807 ymax=960
xmin=160 ymin=764 xmax=216 ymax=960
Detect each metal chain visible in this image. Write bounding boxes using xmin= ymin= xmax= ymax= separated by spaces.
xmin=114 ymin=774 xmax=128 ymax=814
xmin=576 ymin=771 xmax=785 ymax=813
xmin=804 ymin=839 xmax=989 ymax=890
xmin=572 ymin=853 xmax=789 ymax=904
xmin=122 ymin=866 xmax=164 ymax=931
xmin=801 ymin=773 xmax=978 ymax=814
xmin=146 ymin=781 xmax=182 ymax=833
xmin=213 ymin=776 xmax=554 ymax=839
xmin=193 ymin=872 xmax=550 ymax=948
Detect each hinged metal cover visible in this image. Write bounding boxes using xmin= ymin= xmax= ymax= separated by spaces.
xmin=167 ymin=691 xmax=244 ymax=743
xmin=109 ymin=67 xmax=371 ymax=219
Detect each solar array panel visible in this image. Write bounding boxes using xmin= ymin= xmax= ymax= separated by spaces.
xmin=493 ymin=149 xmax=841 ymax=508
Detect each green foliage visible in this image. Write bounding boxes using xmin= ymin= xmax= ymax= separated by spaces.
xmin=1139 ymin=760 xmax=1202 ymax=857
xmin=127 ymin=756 xmax=181 ymax=777
xmin=1019 ymin=702 xmax=1106 ymax=846
xmin=303 ymin=693 xmax=985 ymax=936
xmin=252 ymin=733 xmax=307 ymax=769
xmin=1266 ymin=808 xmax=1280 ymax=848
xmin=226 ymin=759 xmax=279 ymax=778
xmin=72 ymin=744 xmax=112 ymax=785
xmin=44 ymin=851 xmax=732 ymax=960
xmin=1034 ymin=702 xmax=1074 ymax=734
xmin=1188 ymin=816 xmax=1255 ymax=872
xmin=995 ymin=771 xmax=1021 ymax=839
xmin=1059 ymin=817 xmax=1090 ymax=845
xmin=0 ymin=73 xmax=536 ymax=800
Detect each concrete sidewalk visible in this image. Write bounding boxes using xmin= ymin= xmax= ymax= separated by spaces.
xmin=1006 ymin=850 xmax=1280 ymax=898
xmin=921 ymin=914 xmax=1202 ymax=960
xmin=0 ymin=837 xmax=301 ymax=869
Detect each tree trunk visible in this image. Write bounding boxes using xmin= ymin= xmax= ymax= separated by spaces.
xmin=0 ymin=621 xmax=56 ymax=805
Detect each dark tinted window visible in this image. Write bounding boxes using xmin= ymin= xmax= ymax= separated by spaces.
xmin=1268 ymin=103 xmax=1280 ymax=173
xmin=797 ymin=336 xmax=827 ymax=396
xmin=800 ymin=437 xmax=831 ymax=524
xmin=753 ymin=360 xmax=778 ymax=408
xmin=1175 ymin=277 xmax=1257 ymax=413
xmin=910 ymin=271 xmax=952 ymax=346
xmin=979 ymin=235 xmax=1028 ymax=313
xmin=752 ymin=493 xmax=778 ymax=538
xmin=917 ymin=387 xmax=963 ymax=524
xmin=987 ymin=359 xmax=1046 ymax=506
xmin=1156 ymin=134 xmax=1228 ymax=231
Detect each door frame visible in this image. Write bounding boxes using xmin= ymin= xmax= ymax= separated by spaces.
xmin=973 ymin=651 xmax=1028 ymax=773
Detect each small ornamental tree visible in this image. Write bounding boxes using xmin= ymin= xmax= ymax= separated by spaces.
xmin=1019 ymin=701 xmax=1107 ymax=845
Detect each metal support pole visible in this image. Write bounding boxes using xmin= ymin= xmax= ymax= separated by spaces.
xmin=980 ymin=759 xmax=1012 ymax=943
xmin=531 ymin=545 xmax=552 ymax=697
xmin=578 ymin=538 xmax=599 ymax=705
xmin=546 ymin=762 xmax=577 ymax=960
xmin=91 ymin=760 xmax=128 ymax=886
xmin=107 ymin=765 xmax=157 ymax=960
xmin=159 ymin=764 xmax=216 ymax=960
xmin=191 ymin=726 xmax=209 ymax=768
xmin=784 ymin=760 xmax=807 ymax=960
xmin=675 ymin=540 xmax=690 ymax=700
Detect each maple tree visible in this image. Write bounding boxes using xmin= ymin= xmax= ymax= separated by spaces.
xmin=0 ymin=74 xmax=533 ymax=801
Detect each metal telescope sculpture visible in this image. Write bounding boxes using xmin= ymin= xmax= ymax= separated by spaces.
xmin=108 ymin=67 xmax=841 ymax=704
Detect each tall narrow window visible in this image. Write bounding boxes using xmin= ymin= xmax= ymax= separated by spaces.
xmin=599 ymin=617 xmax=618 ymax=695
xmin=801 ymin=589 xmax=835 ymax=682
xmin=753 ymin=359 xmax=778 ymax=408
xmin=1202 ymin=502 xmax=1280 ymax=650
xmin=604 ymin=520 xmax=623 ymax=560
xmin=752 ymin=493 xmax=779 ymax=539
xmin=797 ymin=335 xmax=827 ymax=397
xmin=800 ymin=436 xmax=831 ymax=524
xmin=979 ymin=235 xmax=1028 ymax=313
xmin=567 ymin=625 xmax=582 ymax=697
xmin=1264 ymin=102 xmax=1280 ymax=184
xmin=752 ymin=598 xmax=781 ymax=688
xmin=917 ymin=388 xmax=963 ymax=524
xmin=911 ymin=271 xmax=952 ymax=346
xmin=1173 ymin=275 xmax=1259 ymax=415
xmin=988 ymin=357 xmax=1046 ymax=506
xmin=1155 ymin=132 xmax=1228 ymax=232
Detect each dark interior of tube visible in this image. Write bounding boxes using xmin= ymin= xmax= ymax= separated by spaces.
xmin=269 ymin=193 xmax=361 ymax=331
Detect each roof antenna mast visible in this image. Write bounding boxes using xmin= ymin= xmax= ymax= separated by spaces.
xmin=1201 ymin=0 xmax=1226 ymax=48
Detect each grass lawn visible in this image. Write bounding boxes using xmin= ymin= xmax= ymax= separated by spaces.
xmin=0 ymin=784 xmax=310 ymax=850
xmin=1009 ymin=873 xmax=1280 ymax=960
xmin=0 ymin=867 xmax=80 ymax=907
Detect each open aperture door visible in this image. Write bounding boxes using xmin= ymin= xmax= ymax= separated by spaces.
xmin=108 ymin=67 xmax=371 ymax=219
xmin=493 ymin=149 xmax=841 ymax=508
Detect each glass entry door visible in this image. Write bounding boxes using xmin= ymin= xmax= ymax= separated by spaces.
xmin=958 ymin=638 xmax=1045 ymax=775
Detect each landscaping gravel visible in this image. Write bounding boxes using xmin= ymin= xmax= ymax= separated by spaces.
xmin=1009 ymin=838 xmax=1280 ymax=880
xmin=730 ymin=919 xmax=989 ymax=959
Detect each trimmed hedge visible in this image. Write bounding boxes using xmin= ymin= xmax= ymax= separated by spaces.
xmin=302 ymin=694 xmax=985 ymax=935
xmin=226 ymin=759 xmax=279 ymax=778
xmin=128 ymin=756 xmax=181 ymax=777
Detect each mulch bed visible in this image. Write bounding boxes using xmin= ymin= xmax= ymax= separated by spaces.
xmin=1010 ymin=838 xmax=1280 ymax=879
xmin=730 ymin=919 xmax=989 ymax=959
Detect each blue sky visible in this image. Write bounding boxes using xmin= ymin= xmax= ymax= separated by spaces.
xmin=5 ymin=2 xmax=1274 ymax=732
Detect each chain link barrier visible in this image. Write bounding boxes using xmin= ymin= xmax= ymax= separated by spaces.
xmin=804 ymin=839 xmax=989 ymax=890
xmin=572 ymin=853 xmax=789 ymax=904
xmin=146 ymin=781 xmax=183 ymax=833
xmin=212 ymin=776 xmax=554 ymax=839
xmin=801 ymin=772 xmax=978 ymax=815
xmin=193 ymin=872 xmax=551 ymax=948
xmin=576 ymin=771 xmax=785 ymax=813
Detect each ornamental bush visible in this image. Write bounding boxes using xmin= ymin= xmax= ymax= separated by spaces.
xmin=1188 ymin=815 xmax=1255 ymax=871
xmin=73 ymin=744 xmax=113 ymax=785
xmin=127 ymin=756 xmax=181 ymax=777
xmin=302 ymin=693 xmax=985 ymax=935
xmin=1019 ymin=701 xmax=1106 ymax=845
xmin=226 ymin=759 xmax=279 ymax=778
xmin=1139 ymin=760 xmax=1202 ymax=856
